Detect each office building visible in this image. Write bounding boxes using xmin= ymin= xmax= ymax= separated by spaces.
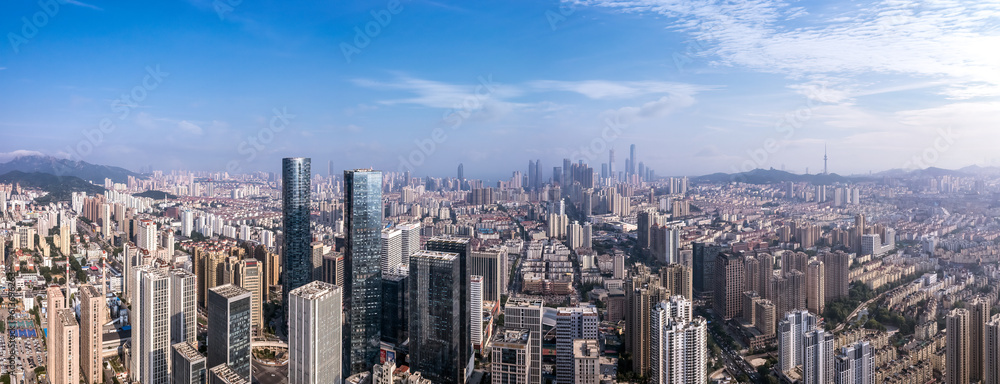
xmin=802 ymin=329 xmax=835 ymax=384
xmin=208 ymin=284 xmax=252 ymax=383
xmin=425 ymin=237 xmax=474 ymax=379
xmin=208 ymin=364 xmax=250 ymax=384
xmin=492 ymin=329 xmax=531 ymax=384
xmin=170 ymin=270 xmax=197 ymax=346
xmin=573 ymin=339 xmax=600 ymax=384
xmin=754 ymin=298 xmax=776 ymax=336
xmin=471 ymin=275 xmax=484 ymax=349
xmin=398 ymin=222 xmax=421 ymax=268
xmin=408 ymin=250 xmax=463 ymax=384
xmin=51 ymin=308 xmax=80 ymax=384
xmin=172 ymin=342 xmax=207 ymax=384
xmin=234 ymin=259 xmax=263 ymax=330
xmin=344 ymin=169 xmax=384 ymax=374
xmin=834 ymin=341 xmax=872 ymax=384
xmin=283 ymin=157 xmax=313 ymax=313
xmin=651 ymin=297 xmax=707 ymax=384
xmin=289 ymin=281 xmax=343 ymax=384
xmin=381 ymin=271 xmax=408 ymax=346
xmin=505 ymin=300 xmax=543 ymax=384
xmin=692 ymin=243 xmax=722 ymax=295
xmin=322 ymin=252 xmax=345 ymax=288
xmin=133 ymin=267 xmax=172 ymax=384
xmin=556 ymin=305 xmax=599 ymax=383
xmin=381 ymin=228 xmax=402 ymax=274
xmin=947 ymin=308 xmax=970 ymax=384
xmin=613 ymin=254 xmax=625 ymax=279
xmin=714 ymin=253 xmax=744 ymax=319
xmin=470 ymin=247 xmax=506 ymax=302
xmin=79 ymin=284 xmax=105 ymax=384
xmin=778 ymin=310 xmax=817 ymax=374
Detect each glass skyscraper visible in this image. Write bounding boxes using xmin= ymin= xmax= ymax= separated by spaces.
xmin=344 ymin=169 xmax=383 ymax=374
xmin=282 ymin=157 xmax=312 ymax=311
xmin=426 ymin=237 xmax=474 ymax=382
xmin=409 ymin=250 xmax=462 ymax=383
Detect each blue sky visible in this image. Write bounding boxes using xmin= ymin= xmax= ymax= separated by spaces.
xmin=1 ymin=0 xmax=998 ymax=180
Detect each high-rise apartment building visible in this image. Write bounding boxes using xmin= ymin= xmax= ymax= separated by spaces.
xmin=398 ymin=222 xmax=421 ymax=268
xmin=133 ymin=267 xmax=172 ymax=384
xmin=208 ymin=284 xmax=252 ymax=383
xmin=985 ymin=314 xmax=1000 ymax=384
xmin=625 ymin=269 xmax=666 ymax=376
xmin=802 ymin=329 xmax=835 ymax=384
xmin=778 ymin=310 xmax=817 ymax=374
xmin=46 ymin=285 xmax=66 ymax=376
xmin=806 ymin=260 xmax=825 ymax=315
xmin=834 ymin=341 xmax=872 ymax=384
xmin=971 ymin=298 xmax=991 ymax=382
xmin=505 ymin=300 xmax=543 ymax=383
xmin=51 ymin=308 xmax=80 ymax=384
xmin=282 ymin=157 xmax=313 ymax=313
xmin=661 ymin=263 xmax=693 ymax=300
xmin=138 ymin=219 xmax=158 ymax=252
xmin=288 ymin=281 xmax=342 ymax=384
xmin=79 ymin=284 xmax=105 ymax=384
xmin=344 ymin=169 xmax=383 ymax=374
xmin=819 ymin=251 xmax=850 ymax=302
xmin=408 ymin=250 xmax=464 ymax=384
xmin=322 ymin=252 xmax=345 ymax=287
xmin=556 ymin=305 xmax=599 ymax=383
xmin=650 ymin=296 xmax=707 ymax=384
xmin=947 ymin=308 xmax=971 ymax=384
xmin=234 ymin=259 xmax=262 ymax=330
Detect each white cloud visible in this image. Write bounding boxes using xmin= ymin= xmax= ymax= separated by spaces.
xmin=528 ymin=80 xmax=711 ymax=99
xmin=577 ymin=0 xmax=1000 ymax=98
xmin=0 ymin=150 xmax=45 ymax=163
xmin=177 ymin=121 xmax=204 ymax=135
xmin=604 ymin=93 xmax=698 ymax=124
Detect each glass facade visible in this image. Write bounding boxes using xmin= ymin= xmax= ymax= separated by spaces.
xmin=426 ymin=237 xmax=473 ymax=380
xmin=409 ymin=251 xmax=462 ymax=383
xmin=344 ymin=169 xmax=383 ymax=374
xmin=380 ymin=272 xmax=408 ymax=345
xmin=282 ymin=158 xmax=312 ymax=305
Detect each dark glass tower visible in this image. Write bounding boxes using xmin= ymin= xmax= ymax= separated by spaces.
xmin=380 ymin=271 xmax=408 ymax=345
xmin=344 ymin=169 xmax=383 ymax=374
xmin=282 ymin=157 xmax=312 ymax=310
xmin=426 ymin=237 xmax=472 ymax=382
xmin=207 ymin=284 xmax=252 ymax=382
xmin=409 ymin=250 xmax=462 ymax=383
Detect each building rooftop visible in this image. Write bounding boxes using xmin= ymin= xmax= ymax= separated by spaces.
xmin=495 ymin=328 xmax=530 ymax=345
xmin=411 ymin=250 xmax=458 ymax=262
xmin=573 ymin=339 xmax=599 ymax=359
xmin=209 ymin=364 xmax=249 ymax=384
xmin=210 ymin=284 xmax=251 ymax=299
xmin=289 ymin=281 xmax=340 ymax=300
xmin=56 ymin=308 xmax=77 ymax=327
xmin=172 ymin=342 xmax=205 ymax=362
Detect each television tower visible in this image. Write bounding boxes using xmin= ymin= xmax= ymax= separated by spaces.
xmin=823 ymin=144 xmax=828 ymax=175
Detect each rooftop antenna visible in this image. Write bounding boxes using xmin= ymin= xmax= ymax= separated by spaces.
xmin=824 ymin=143 xmax=828 ymax=175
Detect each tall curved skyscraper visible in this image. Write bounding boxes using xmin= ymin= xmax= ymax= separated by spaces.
xmin=282 ymin=157 xmax=312 ymax=312
xmin=344 ymin=169 xmax=384 ymax=374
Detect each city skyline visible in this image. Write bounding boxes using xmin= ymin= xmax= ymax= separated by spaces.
xmin=2 ymin=1 xmax=998 ymax=178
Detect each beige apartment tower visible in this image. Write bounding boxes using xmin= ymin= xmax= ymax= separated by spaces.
xmin=80 ymin=284 xmax=105 ymax=384
xmin=947 ymin=308 xmax=970 ymax=384
xmin=51 ymin=308 xmax=80 ymax=384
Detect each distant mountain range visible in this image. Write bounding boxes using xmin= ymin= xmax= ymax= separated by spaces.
xmin=0 ymin=155 xmax=141 ymax=184
xmin=693 ymin=168 xmax=853 ymax=185
xmin=0 ymin=171 xmax=106 ymax=203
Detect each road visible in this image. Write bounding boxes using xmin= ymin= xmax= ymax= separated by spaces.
xmin=252 ymin=358 xmax=287 ymax=384
xmin=708 ymin=326 xmax=759 ymax=382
